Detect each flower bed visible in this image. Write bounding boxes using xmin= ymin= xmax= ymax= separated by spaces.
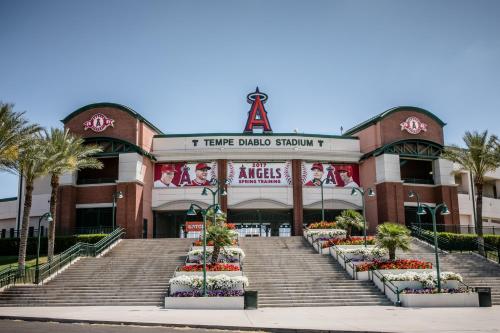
xmin=187 ymin=247 xmax=245 ymax=261
xmin=321 ymin=236 xmax=375 ymax=248
xmin=336 ymin=246 xmax=387 ymax=260
xmin=371 ymin=270 xmax=478 ymax=307
xmin=356 ymin=259 xmax=432 ymax=272
xmin=170 ymin=290 xmax=244 ymax=297
xmin=305 ymin=229 xmax=346 ymax=244
xmin=308 ymin=221 xmax=337 ymax=229
xmin=192 ymin=239 xmax=238 ymax=246
xmin=169 ymin=274 xmax=249 ymax=294
xmin=179 ymin=263 xmax=240 ymax=272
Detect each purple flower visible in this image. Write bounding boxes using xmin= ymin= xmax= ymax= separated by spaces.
xmin=170 ymin=290 xmax=244 ymax=297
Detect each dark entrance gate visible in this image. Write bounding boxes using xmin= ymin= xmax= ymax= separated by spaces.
xmin=227 ymin=210 xmax=293 ymax=237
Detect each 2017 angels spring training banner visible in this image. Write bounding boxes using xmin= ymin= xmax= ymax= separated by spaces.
xmin=227 ymin=161 xmax=292 ymax=186
xmin=154 ymin=162 xmax=218 ymax=187
xmin=302 ymin=162 xmax=360 ymax=187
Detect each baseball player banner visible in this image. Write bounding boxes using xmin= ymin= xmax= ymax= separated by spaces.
xmin=302 ymin=162 xmax=360 ymax=188
xmin=154 ymin=162 xmax=218 ymax=187
xmin=227 ymin=161 xmax=292 ymax=186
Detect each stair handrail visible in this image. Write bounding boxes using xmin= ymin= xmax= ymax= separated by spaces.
xmin=331 ymin=245 xmax=357 ymax=279
xmin=0 ymin=227 xmax=125 ymax=288
xmin=370 ymin=268 xmax=402 ymax=305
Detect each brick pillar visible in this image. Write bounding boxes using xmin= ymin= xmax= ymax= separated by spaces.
xmin=375 ymin=182 xmax=405 ymax=225
xmin=292 ymin=159 xmax=304 ymax=236
xmin=116 ymin=182 xmax=143 ymax=238
xmin=434 ymin=185 xmax=460 ymax=225
xmin=57 ymin=185 xmax=77 ymax=235
xmin=218 ymin=159 xmax=228 ymax=212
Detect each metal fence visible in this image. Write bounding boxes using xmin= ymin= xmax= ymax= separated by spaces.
xmin=414 ymin=223 xmax=500 ymax=235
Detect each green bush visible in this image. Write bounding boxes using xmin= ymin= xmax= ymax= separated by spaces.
xmin=434 ymin=232 xmax=500 ymax=251
xmin=0 ymin=234 xmax=107 ymax=256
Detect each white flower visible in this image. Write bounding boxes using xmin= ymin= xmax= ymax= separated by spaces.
xmin=337 ymin=247 xmax=387 ymax=258
xmin=306 ymin=229 xmax=347 ymax=238
xmin=187 ymin=247 xmax=245 ymax=260
xmin=383 ymin=271 xmax=463 ymax=288
xmin=169 ymin=274 xmax=249 ymax=290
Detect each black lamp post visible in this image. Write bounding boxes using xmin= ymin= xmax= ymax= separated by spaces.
xmin=350 ymin=187 xmax=375 ymax=247
xmin=111 ymin=191 xmax=124 ymax=230
xmin=187 ymin=203 xmax=223 ymax=296
xmin=201 ymin=179 xmax=229 ymax=225
xmin=35 ymin=212 xmax=53 ymax=284
xmin=410 ymin=191 xmax=450 ymax=293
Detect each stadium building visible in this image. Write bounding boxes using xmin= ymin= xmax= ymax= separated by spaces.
xmin=1 ymin=88 xmax=499 ymax=239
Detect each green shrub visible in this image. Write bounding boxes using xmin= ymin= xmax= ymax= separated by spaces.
xmin=432 ymin=232 xmax=500 ymax=251
xmin=0 ymin=234 xmax=107 ymax=256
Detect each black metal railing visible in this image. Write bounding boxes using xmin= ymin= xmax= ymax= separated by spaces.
xmin=0 ymin=227 xmax=125 ymax=289
xmin=411 ymin=225 xmax=500 ymax=264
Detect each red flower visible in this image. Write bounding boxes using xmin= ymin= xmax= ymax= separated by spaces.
xmin=355 ymin=259 xmax=433 ymax=272
xmin=179 ymin=263 xmax=240 ymax=272
xmin=321 ymin=236 xmax=375 ymax=248
xmin=309 ymin=221 xmax=337 ymax=229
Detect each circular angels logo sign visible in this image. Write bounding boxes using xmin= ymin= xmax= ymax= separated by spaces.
xmin=83 ymin=113 xmax=115 ymax=132
xmin=400 ymin=116 xmax=428 ymax=134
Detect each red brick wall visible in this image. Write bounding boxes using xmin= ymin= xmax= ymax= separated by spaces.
xmin=218 ymin=159 xmax=228 ymax=212
xmin=116 ymin=182 xmax=143 ymax=238
xmin=292 ymin=159 xmax=304 ymax=236
xmin=379 ymin=110 xmax=444 ymax=146
xmin=142 ymin=158 xmax=154 ymax=238
xmin=76 ymin=185 xmax=116 ymax=204
xmin=57 ymin=185 xmax=77 ymax=234
xmin=65 ymin=106 xmax=139 ymax=144
xmin=375 ymin=182 xmax=406 ymax=226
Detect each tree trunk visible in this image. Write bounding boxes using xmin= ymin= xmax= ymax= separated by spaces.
xmin=47 ymin=174 xmax=59 ymax=262
xmin=389 ymin=246 xmax=396 ymax=260
xmin=18 ymin=180 xmax=34 ymax=275
xmin=347 ymin=226 xmax=352 ymax=238
xmin=211 ymin=244 xmax=221 ymax=264
xmin=475 ymin=182 xmax=485 ymax=256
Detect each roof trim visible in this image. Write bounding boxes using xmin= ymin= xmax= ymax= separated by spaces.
xmin=154 ymin=132 xmax=358 ymax=140
xmin=84 ymin=136 xmax=156 ymax=161
xmin=360 ymin=138 xmax=444 ymax=161
xmin=62 ymin=102 xmax=164 ymax=134
xmin=343 ymin=106 xmax=447 ymax=136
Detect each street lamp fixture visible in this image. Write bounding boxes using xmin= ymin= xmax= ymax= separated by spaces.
xmin=35 ymin=212 xmax=53 ymax=284
xmin=410 ymin=190 xmax=450 ymax=293
xmin=350 ymin=187 xmax=375 ymax=247
xmin=111 ymin=191 xmax=124 ymax=230
xmin=408 ymin=190 xmax=422 ymax=227
xmin=186 ymin=203 xmax=223 ymax=297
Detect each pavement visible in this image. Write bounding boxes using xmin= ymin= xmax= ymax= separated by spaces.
xmin=0 ymin=306 xmax=499 ymax=333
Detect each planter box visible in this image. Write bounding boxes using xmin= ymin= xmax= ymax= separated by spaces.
xmin=313 ymin=241 xmax=332 ymax=255
xmin=184 ymin=262 xmax=240 ymax=267
xmin=351 ymin=268 xmax=431 ymax=281
xmin=174 ymin=270 xmax=243 ymax=277
xmin=371 ymin=270 xmax=478 ymax=307
xmin=170 ymin=283 xmax=246 ymax=294
xmin=304 ymin=229 xmax=347 ymax=244
xmin=165 ymin=296 xmax=244 ymax=309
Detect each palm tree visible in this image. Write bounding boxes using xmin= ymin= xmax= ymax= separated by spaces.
xmin=15 ymin=135 xmax=55 ymax=273
xmin=44 ymin=128 xmax=103 ymax=261
xmin=375 ymin=222 xmax=411 ymax=260
xmin=336 ymin=209 xmax=364 ymax=238
xmin=0 ymin=103 xmax=40 ymax=171
xmin=206 ymin=224 xmax=234 ymax=264
xmin=443 ymin=131 xmax=500 ymax=256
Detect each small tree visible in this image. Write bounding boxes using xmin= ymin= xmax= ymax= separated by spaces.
xmin=375 ymin=222 xmax=411 ymax=260
xmin=336 ymin=209 xmax=364 ymax=238
xmin=206 ymin=224 xmax=234 ymax=264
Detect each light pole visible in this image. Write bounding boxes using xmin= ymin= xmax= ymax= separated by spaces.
xmin=350 ymin=187 xmax=375 ymax=247
xmin=187 ymin=203 xmax=223 ymax=297
xmin=413 ymin=196 xmax=450 ymax=293
xmin=201 ymin=179 xmax=229 ymax=225
xmin=35 ymin=212 xmax=53 ymax=284
xmin=111 ymin=191 xmax=124 ymax=231
xmin=313 ymin=179 xmax=329 ymax=222
xmin=408 ymin=191 xmax=422 ymax=228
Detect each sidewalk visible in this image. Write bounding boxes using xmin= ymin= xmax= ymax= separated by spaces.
xmin=0 ymin=305 xmax=499 ymax=332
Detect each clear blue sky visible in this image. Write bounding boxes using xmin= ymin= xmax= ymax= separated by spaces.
xmin=1 ymin=0 xmax=499 ymax=198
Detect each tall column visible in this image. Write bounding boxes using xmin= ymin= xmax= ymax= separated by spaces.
xmin=218 ymin=159 xmax=228 ymax=212
xmin=292 ymin=159 xmax=304 ymax=236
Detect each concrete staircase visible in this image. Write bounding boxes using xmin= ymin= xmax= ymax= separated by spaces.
xmin=0 ymin=238 xmax=191 ymax=306
xmin=400 ymin=239 xmax=500 ymax=304
xmin=239 ymin=236 xmax=391 ymax=307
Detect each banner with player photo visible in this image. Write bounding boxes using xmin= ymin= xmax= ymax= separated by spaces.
xmin=302 ymin=162 xmax=360 ymax=188
xmin=227 ymin=161 xmax=292 ymax=186
xmin=154 ymin=161 xmax=218 ymax=188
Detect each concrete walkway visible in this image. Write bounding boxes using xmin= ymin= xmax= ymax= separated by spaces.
xmin=0 ymin=306 xmax=499 ymax=332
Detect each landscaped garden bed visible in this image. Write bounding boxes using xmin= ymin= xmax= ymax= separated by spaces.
xmin=174 ymin=263 xmax=243 ymax=277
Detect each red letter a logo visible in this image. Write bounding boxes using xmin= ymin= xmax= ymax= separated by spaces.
xmin=244 ymin=87 xmax=272 ymax=133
